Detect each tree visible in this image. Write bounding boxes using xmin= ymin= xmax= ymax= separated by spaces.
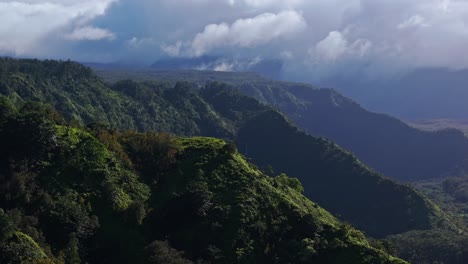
xmin=64 ymin=233 xmax=80 ymax=264
xmin=146 ymin=240 xmax=193 ymax=264
xmin=0 ymin=209 xmax=15 ymax=241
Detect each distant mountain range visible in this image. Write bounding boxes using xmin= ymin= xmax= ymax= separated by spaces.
xmin=0 ymin=58 xmax=452 ymax=238
xmin=85 ymin=57 xmax=468 ymax=120
xmin=320 ymin=67 xmax=468 ymax=119
xmin=152 ymin=56 xmax=284 ymax=79
xmin=85 ymin=56 xmax=284 ymax=80
xmin=2 ymin=58 xmax=468 ymax=264
xmin=93 ymin=68 xmax=468 ymax=182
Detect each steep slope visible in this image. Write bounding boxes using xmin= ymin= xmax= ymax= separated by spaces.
xmin=0 ymin=58 xmax=456 ymax=238
xmin=200 ymin=87 xmax=456 ymax=237
xmin=0 ymin=58 xmax=231 ymax=136
xmin=93 ymin=67 xmax=468 ymax=181
xmin=0 ymin=103 xmax=405 ymax=264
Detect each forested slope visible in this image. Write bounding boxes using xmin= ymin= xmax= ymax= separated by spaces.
xmin=0 ymin=58 xmax=454 ymax=239
xmin=93 ymin=67 xmax=468 ymax=181
xmin=0 ymin=101 xmax=406 ymax=264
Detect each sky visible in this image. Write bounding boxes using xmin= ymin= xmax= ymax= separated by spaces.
xmin=1 ymin=0 xmax=468 ymax=80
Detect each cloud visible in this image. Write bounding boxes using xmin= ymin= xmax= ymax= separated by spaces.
xmin=160 ymin=41 xmax=184 ymax=56
xmin=65 ymin=26 xmax=115 ymax=41
xmin=0 ymin=0 xmax=116 ymax=55
xmin=312 ymin=31 xmax=372 ymax=62
xmin=213 ymin=62 xmax=235 ymax=71
xmin=398 ymin=15 xmax=430 ymax=29
xmin=4 ymin=0 xmax=468 ymax=77
xmin=314 ymin=31 xmax=348 ymax=62
xmin=189 ymin=10 xmax=306 ymax=56
xmin=228 ymin=0 xmax=304 ymax=8
xmin=127 ymin=37 xmax=158 ymax=48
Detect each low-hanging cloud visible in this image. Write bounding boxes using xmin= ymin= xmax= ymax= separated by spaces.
xmin=312 ymin=31 xmax=372 ymax=62
xmin=65 ymin=26 xmax=115 ymax=41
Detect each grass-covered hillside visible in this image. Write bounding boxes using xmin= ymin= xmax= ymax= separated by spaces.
xmin=93 ymin=67 xmax=468 ymax=181
xmin=0 ymin=58 xmax=454 ymax=239
xmin=0 ymin=101 xmax=406 ymax=264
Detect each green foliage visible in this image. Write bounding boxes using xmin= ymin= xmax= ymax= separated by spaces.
xmin=0 ymin=104 xmax=405 ymax=263
xmin=95 ymin=67 xmax=468 ymax=181
xmin=0 ymin=58 xmax=457 ymax=263
xmin=234 ymin=109 xmax=456 ymax=237
xmin=274 ymin=173 xmax=304 ymax=194
xmin=146 ymin=240 xmax=193 ymax=264
xmin=0 ymin=95 xmax=17 ymax=120
xmin=144 ymin=137 xmax=404 ymax=264
xmin=0 ymin=106 xmax=151 ymax=263
xmin=388 ymin=229 xmax=468 ymax=264
xmin=119 ymin=131 xmax=178 ymax=186
xmin=0 ymin=209 xmax=16 ymax=241
xmin=443 ymin=177 xmax=468 ymax=203
xmin=64 ymin=233 xmax=81 ymax=264
xmin=0 ymin=231 xmax=49 ymax=264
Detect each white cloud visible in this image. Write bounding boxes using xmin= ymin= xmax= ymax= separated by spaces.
xmin=228 ymin=0 xmax=304 ymax=8
xmin=0 ymin=0 xmax=116 ymax=55
xmin=280 ymin=50 xmax=294 ymax=59
xmin=213 ymin=62 xmax=235 ymax=71
xmin=312 ymin=31 xmax=372 ymax=62
xmin=127 ymin=37 xmax=158 ymax=48
xmin=398 ymin=15 xmax=430 ymax=29
xmin=160 ymin=41 xmax=184 ymax=56
xmin=4 ymin=0 xmax=468 ymax=74
xmin=314 ymin=31 xmax=348 ymax=62
xmin=65 ymin=26 xmax=115 ymax=41
xmin=439 ymin=0 xmax=451 ymax=12
xmin=190 ymin=10 xmax=306 ymax=56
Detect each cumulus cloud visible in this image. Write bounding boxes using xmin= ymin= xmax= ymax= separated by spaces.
xmin=311 ymin=31 xmax=372 ymax=62
xmin=189 ymin=10 xmax=306 ymax=56
xmin=109 ymin=0 xmax=468 ymax=74
xmin=0 ymin=0 xmax=116 ymax=55
xmin=314 ymin=31 xmax=348 ymax=62
xmin=4 ymin=0 xmax=468 ymax=76
xmin=65 ymin=26 xmax=115 ymax=41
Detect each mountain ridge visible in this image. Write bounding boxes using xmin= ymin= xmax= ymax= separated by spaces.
xmin=0 ymin=100 xmax=406 ymax=263
xmin=92 ymin=67 xmax=468 ymax=181
xmin=0 ymin=58 xmax=458 ymax=239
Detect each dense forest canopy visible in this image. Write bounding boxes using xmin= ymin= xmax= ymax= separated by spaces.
xmin=1 ymin=58 xmax=468 ymax=264
xmin=93 ymin=67 xmax=468 ymax=181
xmin=0 ymin=100 xmax=406 ymax=263
xmin=0 ymin=58 xmax=453 ymax=238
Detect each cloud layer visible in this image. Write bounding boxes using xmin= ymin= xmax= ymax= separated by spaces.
xmin=0 ymin=0 xmax=116 ymax=55
xmin=2 ymin=0 xmax=468 ymax=78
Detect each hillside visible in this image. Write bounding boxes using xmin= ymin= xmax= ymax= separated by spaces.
xmin=0 ymin=58 xmax=455 ymax=239
xmin=93 ymin=67 xmax=468 ymax=181
xmin=0 ymin=101 xmax=406 ymax=263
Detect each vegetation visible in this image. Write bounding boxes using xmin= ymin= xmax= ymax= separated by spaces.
xmin=2 ymin=58 xmax=468 ymax=263
xmin=94 ymin=67 xmax=468 ymax=181
xmin=387 ymin=229 xmax=468 ymax=264
xmin=0 ymin=102 xmax=405 ymax=263
xmin=415 ymin=177 xmax=468 ymax=227
xmin=0 ymin=58 xmax=453 ymax=238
